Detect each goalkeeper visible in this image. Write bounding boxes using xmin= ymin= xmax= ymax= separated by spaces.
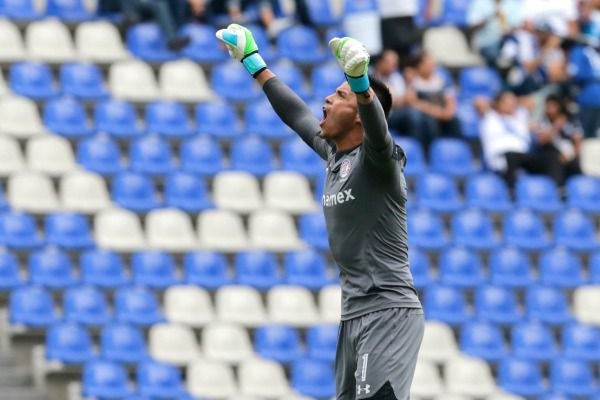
xmin=217 ymin=25 xmax=424 ymax=400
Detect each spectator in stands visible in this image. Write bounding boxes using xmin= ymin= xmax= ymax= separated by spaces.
xmin=210 ymin=0 xmax=288 ymax=37
xmin=371 ymin=50 xmax=407 ymax=109
xmin=378 ymin=0 xmax=430 ymax=61
xmin=579 ymin=0 xmax=600 ymax=44
xmin=522 ymin=0 xmax=579 ymax=38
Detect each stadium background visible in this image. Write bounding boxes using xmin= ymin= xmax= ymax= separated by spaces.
xmin=0 ymin=0 xmax=598 ymax=400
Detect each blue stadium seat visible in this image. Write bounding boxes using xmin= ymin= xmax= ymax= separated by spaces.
xmin=306 ymin=324 xmax=338 ymax=362
xmin=0 ymin=185 xmax=7 ymax=212
xmin=554 ymin=209 xmax=598 ymax=252
xmin=195 ymin=100 xmax=242 ymax=139
xmin=284 ymin=250 xmax=330 ymax=290
xmin=165 ymin=171 xmax=213 ymax=212
xmin=503 ymin=209 xmax=551 ymax=251
xmin=63 ymin=285 xmax=111 ymax=326
xmin=460 ymin=321 xmax=507 ymax=361
xmin=45 ymin=212 xmax=94 ymax=250
xmin=490 ymin=247 xmax=534 ymax=288
xmin=245 ymin=99 xmax=294 ymax=140
xmin=278 ymin=26 xmax=325 ymax=64
xmin=127 ymin=23 xmax=176 ymax=62
xmin=145 ymin=101 xmax=194 ymax=139
xmin=180 ymin=135 xmax=226 ymax=175
xmin=280 ymin=138 xmax=324 ymax=178
xmin=408 ymin=248 xmax=434 ymax=288
xmin=551 ymin=359 xmax=597 ymax=397
xmin=9 ymin=285 xmax=56 ymax=327
xmin=255 ymin=325 xmax=303 ymax=363
xmin=47 ymin=0 xmax=93 ymax=20
xmin=9 ymin=62 xmax=58 ymax=100
xmin=115 ymin=286 xmax=164 ymax=326
xmin=311 ymin=61 xmax=345 ymax=101
xmin=46 ymin=321 xmax=94 ymax=364
xmin=0 ymin=211 xmax=44 ymax=250
xmin=592 ymin=252 xmax=600 ymax=283
xmin=395 ymin=137 xmax=426 ymax=177
xmin=132 ymin=251 xmax=179 ymax=289
xmin=211 ymin=60 xmax=261 ymax=102
xmin=439 ymin=247 xmax=485 ymax=288
xmin=180 ymin=23 xmax=228 ymax=63
xmin=235 ymin=250 xmax=281 ymax=290
xmin=516 ymin=175 xmax=562 ymax=213
xmin=77 ymin=135 xmax=124 ymax=176
xmin=29 ymin=248 xmax=76 ymax=289
xmin=0 ymin=249 xmax=22 ymax=290
xmin=475 ymin=285 xmax=522 ymax=325
xmin=566 ymin=175 xmax=600 ymax=213
xmin=429 ymin=138 xmax=475 ymax=177
xmin=441 ymin=0 xmax=469 ymax=25
xmin=458 ymin=66 xmax=502 ymax=101
xmin=44 ymin=97 xmax=94 ymax=138
xmin=292 ymin=359 xmax=336 ymax=398
xmin=457 ymin=101 xmax=481 ymax=139
xmin=499 ymin=358 xmax=546 ymax=397
xmin=60 ymin=62 xmax=108 ymax=100
xmin=83 ymin=360 xmax=132 ymax=399
xmin=541 ymin=394 xmax=572 ymax=400
xmin=81 ymin=249 xmax=129 ymax=289
xmin=425 ymin=285 xmax=469 ymax=325
xmin=0 ymin=0 xmax=44 ymax=19
xmin=129 ymin=135 xmax=175 ymax=176
xmin=526 ymin=286 xmax=571 ymax=325
xmin=305 ymin=0 xmax=340 ymax=26
xmin=299 ymin=213 xmax=329 ymax=252
xmin=466 ymin=173 xmax=511 ymax=213
xmin=230 ymin=136 xmax=275 ymax=176
xmin=101 ymin=323 xmax=148 ymax=364
xmin=270 ymin=61 xmax=311 ymax=99
xmin=184 ymin=251 xmax=232 ymax=290
xmin=137 ymin=361 xmax=184 ymax=398
xmin=416 ymin=173 xmax=463 ymax=213
xmin=452 ymin=209 xmax=499 ymax=250
xmin=539 ymin=247 xmax=585 ymax=288
xmin=408 ymin=209 xmax=448 ymax=250
xmin=512 ymin=321 xmax=558 ymax=361
xmin=95 ymin=99 xmax=144 ymax=139
xmin=112 ymin=172 xmax=162 ymax=212
xmin=562 ymin=323 xmax=600 ymax=361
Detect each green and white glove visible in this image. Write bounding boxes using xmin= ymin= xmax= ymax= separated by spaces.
xmin=216 ymin=23 xmax=267 ymax=78
xmin=329 ymin=37 xmax=371 ymax=94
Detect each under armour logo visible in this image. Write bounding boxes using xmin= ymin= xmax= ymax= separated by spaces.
xmin=357 ymin=384 xmax=371 ymax=395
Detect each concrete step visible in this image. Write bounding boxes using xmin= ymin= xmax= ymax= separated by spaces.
xmin=0 ymin=387 xmax=47 ymax=400
xmin=0 ymin=364 xmax=33 ymax=387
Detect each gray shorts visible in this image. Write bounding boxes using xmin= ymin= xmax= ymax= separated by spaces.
xmin=335 ymin=307 xmax=425 ymax=400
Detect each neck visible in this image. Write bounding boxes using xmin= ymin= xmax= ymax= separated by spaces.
xmin=334 ymin=127 xmax=363 ymax=152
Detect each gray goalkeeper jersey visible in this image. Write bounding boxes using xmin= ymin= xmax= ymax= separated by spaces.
xmin=263 ymin=77 xmax=422 ymax=320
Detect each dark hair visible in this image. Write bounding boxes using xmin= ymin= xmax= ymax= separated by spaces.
xmin=407 ymin=51 xmax=427 ymax=69
xmin=545 ymin=94 xmax=570 ymax=116
xmin=368 ymin=74 xmax=392 ymax=120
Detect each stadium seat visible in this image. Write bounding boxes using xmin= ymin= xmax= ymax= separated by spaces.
xmin=562 ymin=323 xmax=600 ymax=361
xmin=411 ymin=360 xmax=444 ymax=398
xmin=457 ymin=100 xmax=481 ymax=139
xmin=551 ymin=359 xmax=597 ymax=397
xmin=0 ymin=95 xmax=46 ymax=138
xmin=132 ymin=251 xmax=178 ymax=289
xmin=270 ymin=61 xmax=311 ymax=99
xmin=439 ymin=247 xmax=485 ymax=288
xmin=129 ymin=135 xmax=175 ymax=175
xmin=498 ymin=358 xmax=546 ymax=397
xmin=9 ymin=62 xmax=58 ymax=100
xmin=146 ymin=209 xmax=197 ymax=252
xmin=306 ymin=324 xmax=337 ymax=362
xmin=137 ymin=361 xmax=184 ymax=398
xmin=180 ymin=23 xmax=228 ymax=63
xmin=112 ymin=172 xmax=161 ymax=212
xmin=445 ymin=355 xmax=496 ymax=398
xmin=145 ymin=101 xmax=194 ymax=138
xmin=81 ymin=249 xmax=128 ymax=289
xmin=268 ymin=285 xmax=318 ymax=327
xmin=230 ymin=136 xmax=276 ymax=176
xmin=149 ymin=323 xmax=201 ymax=365
xmin=202 ymin=322 xmax=254 ymax=363
xmin=75 ymin=21 xmax=129 ymax=64
xmin=0 ymin=211 xmax=44 ymax=250
xmin=490 ymin=247 xmax=535 ymax=288
xmin=408 ymin=248 xmax=434 ymax=288
xmin=60 ymin=62 xmax=108 ymax=100
xmin=115 ymin=285 xmax=163 ymax=326
xmin=213 ymin=171 xmax=263 ymax=213
xmin=63 ymin=285 xmax=111 ymax=326
xmin=311 ymin=61 xmax=345 ymax=100
xmin=159 ymin=59 xmax=213 ymax=102
xmin=235 ymin=251 xmax=281 ymax=291
xmin=284 ymin=250 xmax=330 ymax=290
xmin=408 ymin=209 xmax=449 ymax=250
xmin=452 ymin=209 xmax=499 ymax=250
xmin=82 ymin=360 xmax=131 ymax=399
xmin=9 ymin=285 xmax=56 ymax=327
xmin=526 ymin=286 xmax=571 ymax=325
xmin=186 ymin=359 xmax=237 ymax=399
xmin=305 ymin=0 xmax=341 ymax=26
xmin=566 ymin=175 xmax=600 ymax=213
xmin=540 ymin=394 xmax=571 ymax=400
xmin=516 ymin=175 xmax=562 ymax=213
xmin=539 ymin=247 xmax=585 ymax=287
xmin=278 ymin=26 xmax=325 ymax=64
xmin=264 ymin=171 xmax=318 ymax=214
xmin=249 ymin=209 xmax=305 ymax=252
xmin=44 ymin=96 xmax=93 ymax=138
xmin=319 ymin=285 xmax=341 ymax=323
xmin=164 ymin=285 xmax=214 ymax=327
xmin=255 ymin=325 xmax=303 ymax=363
xmin=466 ymin=173 xmax=511 ymax=213
xmin=215 ymin=285 xmax=267 ymax=326
xmin=0 ymin=136 xmax=25 ymax=177
xmin=0 ymin=19 xmax=26 ymax=63
xmin=77 ymin=135 xmax=124 ymax=176
xmin=299 ymin=212 xmax=328 ymax=251
xmin=395 ymin=137 xmax=427 ymax=178
xmin=26 ymin=135 xmax=76 ymax=176
xmin=46 ymin=321 xmax=93 ymax=364
xmin=45 ymin=212 xmax=93 ymax=250
xmin=280 ymin=138 xmax=325 ymax=178
xmin=100 ymin=323 xmax=147 ymax=363
xmin=441 ymin=0 xmax=470 ymax=25
xmin=195 ymin=100 xmax=242 ymax=139
xmin=592 ymin=252 xmax=600 ymax=283
xmin=165 ymin=172 xmax=212 ymax=212
xmin=512 ymin=321 xmax=558 ymax=361
xmin=460 ymin=321 xmax=507 ymax=361
xmin=183 ymin=251 xmax=232 ymax=290
xmin=197 ymin=209 xmax=249 ymax=252
xmin=554 ymin=209 xmax=598 ymax=252
xmin=211 ymin=60 xmax=261 ymax=102
xmin=26 ymin=19 xmax=76 ymax=63
xmin=503 ymin=209 xmax=551 ymax=251
xmin=419 ymin=321 xmax=460 ymax=363
xmin=109 ymin=60 xmax=160 ymax=102
xmin=475 ymin=285 xmax=522 ymax=325
xmin=573 ymin=286 xmax=600 ymax=325
xmin=95 ymin=99 xmax=144 ymax=139
xmin=239 ymin=357 xmax=290 ymax=397
xmin=425 ymin=285 xmax=469 ymax=325
xmin=429 ymin=138 xmax=475 ymax=177
xmin=423 ymin=26 xmax=483 ymax=67
xmin=416 ymin=173 xmax=463 ymax=213
xmin=0 ymin=186 xmax=7 ymax=213
xmin=291 ymin=359 xmax=335 ymax=398
xmin=47 ymin=0 xmax=93 ymax=21
xmin=0 ymin=249 xmax=22 ymax=290
xmin=180 ymin=135 xmax=226 ymax=175
xmin=458 ymin=66 xmax=502 ymax=101
xmin=245 ymin=99 xmax=294 ymax=140
xmin=29 ymin=247 xmax=76 ymax=289
xmin=127 ymin=23 xmax=176 ymax=62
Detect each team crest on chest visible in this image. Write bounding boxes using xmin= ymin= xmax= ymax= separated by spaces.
xmin=340 ymin=159 xmax=352 ymax=180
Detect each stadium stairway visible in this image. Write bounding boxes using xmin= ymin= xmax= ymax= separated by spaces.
xmin=0 ymin=351 xmax=47 ymax=400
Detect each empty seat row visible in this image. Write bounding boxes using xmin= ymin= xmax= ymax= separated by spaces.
xmin=0 ymin=0 xmax=95 ymax=22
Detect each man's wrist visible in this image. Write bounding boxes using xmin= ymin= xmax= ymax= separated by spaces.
xmin=242 ymin=52 xmax=267 ymax=78
xmin=346 ymin=74 xmax=370 ymax=94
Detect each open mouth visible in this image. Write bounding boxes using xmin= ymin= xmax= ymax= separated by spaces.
xmin=320 ymin=107 xmax=328 ymax=126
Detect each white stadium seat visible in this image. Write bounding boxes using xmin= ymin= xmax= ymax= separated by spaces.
xmin=164 ymin=285 xmax=214 ymax=327
xmin=411 ymin=359 xmax=444 ymax=398
xmin=0 ymin=19 xmax=26 ymax=63
xmin=433 ymin=395 xmax=470 ymax=400
xmin=581 ymin=139 xmax=600 ymax=176
xmin=60 ymin=170 xmax=112 ymax=213
xmin=0 ymin=136 xmax=25 ymax=177
xmin=0 ymin=96 xmax=46 ymax=138
xmin=148 ymin=323 xmax=201 ymax=366
xmin=26 ymin=135 xmax=76 ymax=176
xmin=424 ymin=26 xmax=483 ymax=68
xmin=202 ymin=322 xmax=254 ymax=363
xmin=109 ymin=60 xmax=160 ymax=103
xmin=7 ymin=171 xmax=59 ymax=213
xmin=263 ymin=171 xmax=318 ymax=214
xmin=187 ymin=359 xmax=238 ymax=399
xmin=75 ymin=21 xmax=129 ymax=64
xmin=145 ymin=208 xmax=197 ymax=252
xmin=445 ymin=355 xmax=496 ymax=398
xmin=213 ymin=171 xmax=263 ymax=214
xmin=319 ymin=284 xmax=341 ymax=324
xmin=268 ymin=285 xmax=318 ymax=327
xmin=215 ymin=285 xmax=267 ymax=327
xmin=26 ymin=18 xmax=75 ymax=63
xmin=238 ymin=357 xmax=290 ymax=398
xmin=94 ymin=208 xmax=146 ymax=252
xmin=248 ymin=209 xmax=305 ymax=252
xmin=419 ymin=321 xmax=460 ymax=364
xmin=197 ymin=209 xmax=249 ymax=252
xmin=574 ymin=286 xmax=600 ymax=325
xmin=159 ymin=59 xmax=213 ymax=102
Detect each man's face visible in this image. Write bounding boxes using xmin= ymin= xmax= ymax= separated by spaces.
xmin=320 ymin=82 xmax=359 ymax=140
xmin=376 ymin=51 xmax=399 ymax=77
xmin=497 ymin=92 xmax=517 ymax=114
xmin=417 ymin=55 xmax=436 ymax=79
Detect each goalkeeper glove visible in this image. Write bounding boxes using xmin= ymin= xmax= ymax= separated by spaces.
xmin=329 ymin=37 xmax=371 ymax=94
xmin=215 ymin=23 xmax=267 ymax=78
